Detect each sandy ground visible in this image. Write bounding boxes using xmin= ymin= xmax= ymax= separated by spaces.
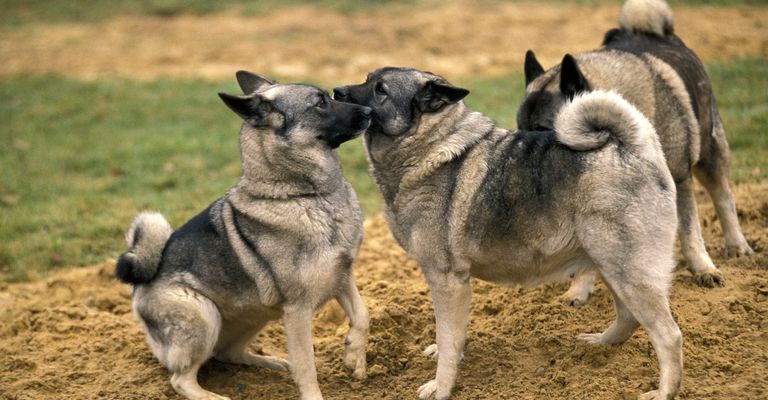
xmin=0 ymin=183 xmax=766 ymax=400
xmin=1 ymin=1 xmax=767 ymax=83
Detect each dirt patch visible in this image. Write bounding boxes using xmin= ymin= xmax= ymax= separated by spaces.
xmin=1 ymin=2 xmax=766 ymax=82
xmin=0 ymin=182 xmax=766 ymax=399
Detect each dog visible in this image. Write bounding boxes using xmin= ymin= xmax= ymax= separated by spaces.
xmin=115 ymin=71 xmax=371 ymax=400
xmin=518 ymin=0 xmax=753 ymax=306
xmin=334 ymin=68 xmax=683 ymax=399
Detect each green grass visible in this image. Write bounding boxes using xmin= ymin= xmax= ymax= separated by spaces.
xmin=1 ymin=58 xmax=766 ymax=281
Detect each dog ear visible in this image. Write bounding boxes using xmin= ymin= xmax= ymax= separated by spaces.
xmin=524 ymin=50 xmax=545 ymax=86
xmin=416 ymin=80 xmax=470 ymax=113
xmin=218 ymin=92 xmax=276 ymax=127
xmin=559 ymin=54 xmax=589 ymax=100
xmin=235 ymin=71 xmax=275 ymax=94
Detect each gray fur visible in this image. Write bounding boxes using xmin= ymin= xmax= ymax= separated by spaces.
xmin=519 ymin=0 xmax=754 ymax=304
xmin=117 ymin=212 xmax=173 ymax=283
xmin=117 ymin=72 xmax=371 ymax=400
xmin=335 ymin=68 xmax=682 ymax=400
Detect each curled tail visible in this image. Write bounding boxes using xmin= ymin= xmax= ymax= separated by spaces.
xmin=115 ymin=212 xmax=172 ymax=284
xmin=619 ymin=0 xmax=674 ymax=36
xmin=554 ymin=90 xmax=658 ymax=158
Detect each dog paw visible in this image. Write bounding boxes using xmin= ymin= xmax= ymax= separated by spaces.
xmin=693 ymin=270 xmax=725 ymax=288
xmin=637 ymin=389 xmax=659 ymax=400
xmin=422 ymin=344 xmax=439 ymax=358
xmin=421 ymin=344 xmax=464 ymax=361
xmin=343 ymin=351 xmax=366 ymax=380
xmin=577 ymin=333 xmax=605 ymax=345
xmin=559 ymin=292 xmax=591 ymax=307
xmin=418 ymin=379 xmax=438 ymax=399
xmin=262 ymin=355 xmax=291 ymax=372
xmin=344 ymin=336 xmax=367 ymax=380
xmin=725 ymin=242 xmax=754 ymax=258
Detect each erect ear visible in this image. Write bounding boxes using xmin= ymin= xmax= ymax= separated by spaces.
xmin=559 ymin=54 xmax=589 ymax=100
xmin=235 ymin=71 xmax=275 ymax=94
xmin=218 ymin=92 xmax=275 ymax=127
xmin=416 ymin=80 xmax=470 ymax=113
xmin=524 ymin=50 xmax=545 ymax=86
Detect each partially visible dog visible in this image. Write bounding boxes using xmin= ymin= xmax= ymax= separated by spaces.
xmin=335 ymin=69 xmax=682 ymax=399
xmin=116 ymin=71 xmax=371 ymax=400
xmin=518 ymin=0 xmax=753 ymax=306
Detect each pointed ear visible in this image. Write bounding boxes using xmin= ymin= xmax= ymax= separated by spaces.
xmin=218 ymin=92 xmax=274 ymax=126
xmin=416 ymin=80 xmax=470 ymax=113
xmin=235 ymin=71 xmax=275 ymax=94
xmin=559 ymin=54 xmax=589 ymax=100
xmin=524 ymin=50 xmax=544 ymax=86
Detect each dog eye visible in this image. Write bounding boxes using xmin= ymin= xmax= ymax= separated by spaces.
xmin=315 ymin=96 xmax=327 ymax=108
xmin=375 ymin=82 xmax=387 ymax=95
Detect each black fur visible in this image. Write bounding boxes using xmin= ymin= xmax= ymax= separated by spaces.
xmin=524 ymin=50 xmax=545 ymax=86
xmin=559 ymin=54 xmax=590 ymax=100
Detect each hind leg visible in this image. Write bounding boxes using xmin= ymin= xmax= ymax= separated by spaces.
xmin=600 ymin=273 xmax=682 ymax=400
xmin=677 ymin=177 xmax=725 ymax=287
xmin=577 ymin=210 xmax=682 ymax=399
xmin=693 ymin=113 xmax=753 ymax=257
xmin=133 ymin=285 xmax=228 ymax=400
xmin=215 ymin=318 xmax=290 ymax=372
xmin=578 ymin=283 xmax=639 ymax=345
xmin=579 ymin=260 xmax=682 ymax=400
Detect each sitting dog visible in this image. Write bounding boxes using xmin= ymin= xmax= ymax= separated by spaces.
xmin=335 ymin=69 xmax=682 ymax=399
xmin=116 ymin=71 xmax=371 ymax=400
xmin=519 ymin=0 xmax=753 ymax=306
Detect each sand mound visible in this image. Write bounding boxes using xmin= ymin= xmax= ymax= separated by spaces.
xmin=1 ymin=2 xmax=766 ymax=82
xmin=1 ymin=183 xmax=766 ymax=399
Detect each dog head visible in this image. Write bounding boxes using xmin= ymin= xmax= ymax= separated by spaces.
xmin=219 ymin=71 xmax=372 ymax=151
xmin=332 ymin=67 xmax=469 ymax=137
xmin=517 ymin=51 xmax=591 ymax=131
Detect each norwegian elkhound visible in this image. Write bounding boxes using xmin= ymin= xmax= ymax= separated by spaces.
xmin=115 ymin=71 xmax=372 ymax=400
xmin=519 ymin=0 xmax=753 ymax=306
xmin=334 ymin=70 xmax=682 ymax=399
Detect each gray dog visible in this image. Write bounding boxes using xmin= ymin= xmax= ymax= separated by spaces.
xmin=115 ymin=71 xmax=371 ymax=400
xmin=519 ymin=0 xmax=753 ymax=306
xmin=334 ymin=69 xmax=682 ymax=399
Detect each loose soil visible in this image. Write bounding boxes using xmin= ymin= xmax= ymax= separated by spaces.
xmin=1 ymin=183 xmax=766 ymax=400
xmin=1 ymin=2 xmax=766 ymax=82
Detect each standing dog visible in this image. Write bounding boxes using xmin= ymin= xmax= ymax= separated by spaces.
xmin=519 ymin=0 xmax=753 ymax=306
xmin=116 ymin=71 xmax=371 ymax=400
xmin=334 ymin=69 xmax=682 ymax=399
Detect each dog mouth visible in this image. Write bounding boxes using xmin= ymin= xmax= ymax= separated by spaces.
xmin=327 ymin=119 xmax=371 ymax=149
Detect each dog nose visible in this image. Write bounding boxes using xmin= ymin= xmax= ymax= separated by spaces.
xmin=333 ymin=87 xmax=348 ymax=100
xmin=361 ymin=106 xmax=372 ymax=117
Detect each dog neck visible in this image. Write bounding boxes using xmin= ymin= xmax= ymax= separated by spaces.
xmin=236 ymin=126 xmax=344 ymax=200
xmin=367 ymin=102 xmax=495 ymax=208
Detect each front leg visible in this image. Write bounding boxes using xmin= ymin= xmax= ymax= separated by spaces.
xmin=335 ymin=272 xmax=369 ymax=380
xmin=419 ymin=269 xmax=472 ymax=400
xmin=283 ymin=305 xmax=323 ymax=400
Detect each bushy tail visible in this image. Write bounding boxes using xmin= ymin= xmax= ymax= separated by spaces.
xmin=115 ymin=212 xmax=173 ymax=284
xmin=554 ymin=90 xmax=657 ymax=156
xmin=619 ymin=0 xmax=674 ymax=36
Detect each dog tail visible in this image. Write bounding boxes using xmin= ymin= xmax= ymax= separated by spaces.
xmin=554 ymin=90 xmax=658 ymax=157
xmin=619 ymin=0 xmax=674 ymax=37
xmin=115 ymin=212 xmax=173 ymax=284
